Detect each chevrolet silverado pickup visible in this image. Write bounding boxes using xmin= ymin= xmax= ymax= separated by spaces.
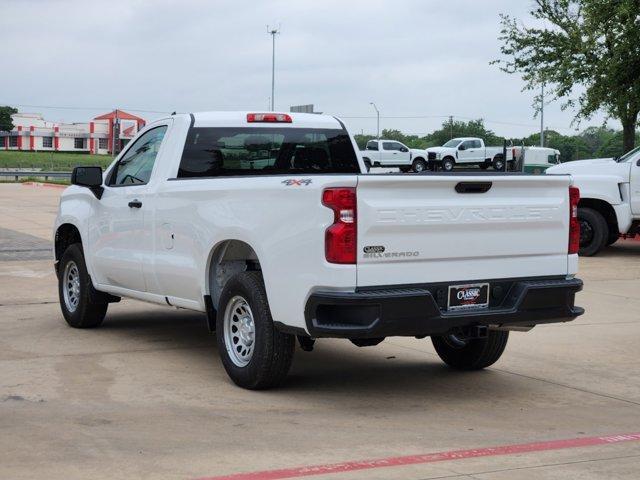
xmin=547 ymin=147 xmax=640 ymax=255
xmin=54 ymin=111 xmax=584 ymax=389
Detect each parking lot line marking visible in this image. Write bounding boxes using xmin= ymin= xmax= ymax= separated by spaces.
xmin=196 ymin=432 xmax=640 ymax=480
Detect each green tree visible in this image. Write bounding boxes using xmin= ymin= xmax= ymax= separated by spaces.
xmin=495 ymin=0 xmax=640 ymax=153
xmin=427 ymin=118 xmax=503 ymax=146
xmin=0 ymin=106 xmax=17 ymax=132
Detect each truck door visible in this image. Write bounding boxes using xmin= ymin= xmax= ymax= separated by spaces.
xmin=89 ymin=124 xmax=170 ymax=292
xmin=631 ymin=156 xmax=640 ymax=215
xmin=382 ymin=141 xmax=410 ymax=165
xmin=457 ymin=140 xmax=478 ymax=163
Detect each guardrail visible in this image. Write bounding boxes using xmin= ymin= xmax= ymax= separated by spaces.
xmin=0 ymin=171 xmax=71 ymax=181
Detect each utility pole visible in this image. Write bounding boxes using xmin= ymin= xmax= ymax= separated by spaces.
xmin=540 ymin=84 xmax=545 ymax=147
xmin=449 ymin=115 xmax=453 ymax=139
xmin=267 ymin=26 xmax=280 ymax=111
xmin=370 ymin=102 xmax=380 ymax=139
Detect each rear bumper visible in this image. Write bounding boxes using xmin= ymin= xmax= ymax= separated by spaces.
xmin=304 ymin=277 xmax=583 ymax=338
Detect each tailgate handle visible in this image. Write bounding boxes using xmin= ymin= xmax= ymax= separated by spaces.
xmin=455 ymin=182 xmax=492 ymax=194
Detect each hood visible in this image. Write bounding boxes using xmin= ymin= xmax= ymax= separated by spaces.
xmin=426 ymin=146 xmax=448 ymax=154
xmin=546 ymin=157 xmax=631 ymax=178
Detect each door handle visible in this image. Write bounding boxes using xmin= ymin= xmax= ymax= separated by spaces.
xmin=128 ymin=199 xmax=142 ymax=208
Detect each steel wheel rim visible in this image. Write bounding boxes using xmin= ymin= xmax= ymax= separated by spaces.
xmin=223 ymin=295 xmax=256 ymax=367
xmin=414 ymin=161 xmax=425 ymax=172
xmin=63 ymin=261 xmax=81 ymax=313
xmin=579 ymin=219 xmax=594 ymax=247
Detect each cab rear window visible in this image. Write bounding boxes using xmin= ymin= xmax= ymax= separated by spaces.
xmin=178 ymin=127 xmax=359 ymax=177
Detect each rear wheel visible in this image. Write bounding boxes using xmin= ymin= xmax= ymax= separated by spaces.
xmin=442 ymin=157 xmax=455 ymax=172
xmin=577 ymin=207 xmax=607 ymax=256
xmin=412 ymin=158 xmax=427 ymax=172
xmin=216 ymin=271 xmax=295 ymax=389
xmin=492 ymin=155 xmax=505 ymax=171
xmin=58 ymin=244 xmax=108 ymax=328
xmin=432 ymin=330 xmax=509 ymax=370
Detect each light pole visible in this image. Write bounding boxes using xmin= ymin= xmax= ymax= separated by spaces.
xmin=267 ymin=26 xmax=280 ymax=111
xmin=370 ymin=102 xmax=380 ymax=139
xmin=540 ymin=84 xmax=545 ymax=147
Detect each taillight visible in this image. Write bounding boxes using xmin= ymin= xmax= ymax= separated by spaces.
xmin=246 ymin=113 xmax=292 ymax=123
xmin=569 ymin=186 xmax=580 ymax=254
xmin=322 ymin=188 xmax=357 ymax=264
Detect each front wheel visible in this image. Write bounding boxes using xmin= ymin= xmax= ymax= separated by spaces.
xmin=58 ymin=243 xmax=108 ymax=328
xmin=432 ymin=330 xmax=509 ymax=370
xmin=216 ymin=271 xmax=295 ymax=389
xmin=577 ymin=207 xmax=607 ymax=256
xmin=441 ymin=158 xmax=455 ymax=172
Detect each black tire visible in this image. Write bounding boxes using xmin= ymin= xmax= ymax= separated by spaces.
xmin=58 ymin=243 xmax=108 ymax=328
xmin=412 ymin=158 xmax=427 ymax=172
xmin=492 ymin=155 xmax=505 ymax=171
xmin=442 ymin=157 xmax=455 ymax=172
xmin=578 ymin=207 xmax=608 ymax=256
xmin=216 ymin=271 xmax=295 ymax=390
xmin=606 ymin=230 xmax=619 ymax=246
xmin=432 ymin=330 xmax=509 ymax=370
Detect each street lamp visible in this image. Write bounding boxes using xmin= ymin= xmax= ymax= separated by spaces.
xmin=267 ymin=26 xmax=280 ymax=111
xmin=370 ymin=102 xmax=380 ymax=139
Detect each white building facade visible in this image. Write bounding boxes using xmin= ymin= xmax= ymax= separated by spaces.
xmin=1 ymin=110 xmax=146 ymax=155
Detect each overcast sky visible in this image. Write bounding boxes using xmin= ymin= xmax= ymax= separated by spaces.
xmin=1 ymin=0 xmax=613 ymax=138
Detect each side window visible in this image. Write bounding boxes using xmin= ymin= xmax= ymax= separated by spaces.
xmin=382 ymin=142 xmax=394 ymax=151
xmin=109 ymin=126 xmax=168 ymax=186
xmin=473 ymin=140 xmax=482 ymax=149
xmin=366 ymin=141 xmax=378 ymax=151
xmin=461 ymin=140 xmax=475 ymax=149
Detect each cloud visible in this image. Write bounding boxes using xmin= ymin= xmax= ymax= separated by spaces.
xmin=0 ymin=0 xmax=610 ymax=137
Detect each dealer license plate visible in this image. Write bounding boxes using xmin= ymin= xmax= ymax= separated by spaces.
xmin=447 ymin=283 xmax=490 ymax=311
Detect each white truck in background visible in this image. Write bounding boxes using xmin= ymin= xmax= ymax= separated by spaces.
xmin=361 ymin=139 xmax=429 ymax=172
xmin=427 ymin=137 xmax=517 ymax=171
xmin=54 ymin=111 xmax=583 ymax=390
xmin=547 ymin=147 xmax=640 ymax=255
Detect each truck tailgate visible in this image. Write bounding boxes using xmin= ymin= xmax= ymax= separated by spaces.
xmin=356 ymin=174 xmax=572 ymax=287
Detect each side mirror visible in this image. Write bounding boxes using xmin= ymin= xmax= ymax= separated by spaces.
xmin=458 ymin=145 xmax=466 ymax=151
xmin=636 ymin=159 xmax=640 ymax=167
xmin=71 ymin=166 xmax=104 ymax=199
xmin=400 ymin=147 xmax=409 ymax=152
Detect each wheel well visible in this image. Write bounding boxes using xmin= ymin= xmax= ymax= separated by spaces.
xmin=579 ymin=198 xmax=619 ymax=235
xmin=443 ymin=155 xmax=455 ymax=162
xmin=55 ymin=224 xmax=82 ymax=264
xmin=207 ymin=240 xmax=260 ymax=311
xmin=413 ymin=156 xmax=425 ymax=163
xmin=493 ymin=154 xmax=504 ymax=160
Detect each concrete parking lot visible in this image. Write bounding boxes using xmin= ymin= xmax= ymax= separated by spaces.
xmin=1 ymin=182 xmax=639 ymax=480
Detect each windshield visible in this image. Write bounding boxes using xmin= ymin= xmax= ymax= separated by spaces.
xmin=443 ymin=139 xmax=462 ymax=148
xmin=617 ymin=146 xmax=640 ymax=163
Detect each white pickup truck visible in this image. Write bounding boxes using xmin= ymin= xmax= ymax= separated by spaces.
xmin=54 ymin=111 xmax=584 ymax=389
xmin=427 ymin=137 xmax=516 ymax=171
xmin=547 ymin=147 xmax=640 ymax=255
xmin=361 ymin=139 xmax=429 ymax=172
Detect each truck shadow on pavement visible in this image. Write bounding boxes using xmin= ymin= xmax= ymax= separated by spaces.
xmin=97 ymin=304 xmax=521 ymax=402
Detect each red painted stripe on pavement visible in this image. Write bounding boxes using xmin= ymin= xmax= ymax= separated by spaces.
xmin=196 ymin=432 xmax=640 ymax=480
